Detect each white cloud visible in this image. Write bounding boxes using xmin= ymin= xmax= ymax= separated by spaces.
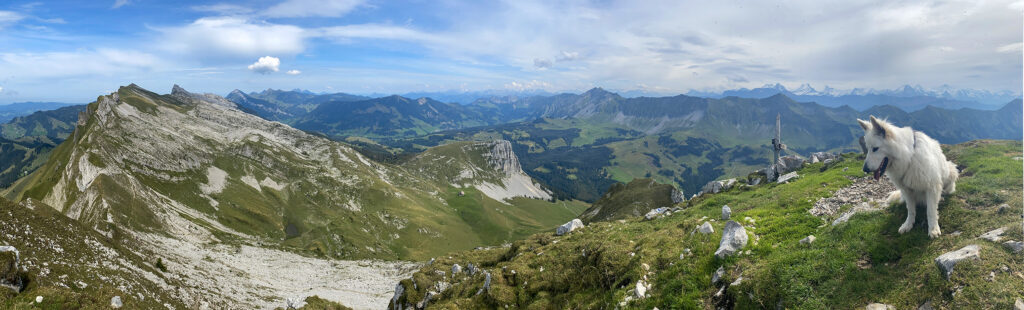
xmin=264 ymin=0 xmax=364 ymax=18
xmin=156 ymin=17 xmax=305 ymax=59
xmin=556 ymin=51 xmax=580 ymax=61
xmin=248 ymin=56 xmax=281 ymax=74
xmin=504 ymin=80 xmax=552 ymax=91
xmin=0 ymin=11 xmax=23 ymax=29
xmin=111 ymin=0 xmax=130 ymax=9
xmin=315 ymin=24 xmax=437 ymax=42
xmin=997 ymin=42 xmax=1022 ymax=53
xmin=286 ymin=69 xmax=301 ymax=75
xmin=0 ymin=86 xmax=4 ymax=93
xmin=191 ymin=4 xmax=255 ymax=15
xmin=0 ymin=49 xmax=160 ymax=79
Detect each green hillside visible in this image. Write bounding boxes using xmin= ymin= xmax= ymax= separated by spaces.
xmin=579 ymin=178 xmax=682 ymax=224
xmin=2 ymin=85 xmax=585 ymax=261
xmin=391 ymin=140 xmax=1023 ymax=309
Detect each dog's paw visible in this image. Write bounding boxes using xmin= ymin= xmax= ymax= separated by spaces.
xmin=898 ymin=222 xmax=914 ymax=234
xmin=928 ymin=227 xmax=942 ymax=239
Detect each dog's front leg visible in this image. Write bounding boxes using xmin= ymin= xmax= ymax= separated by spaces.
xmin=898 ymin=190 xmax=916 ymax=234
xmin=926 ymin=188 xmax=942 ymax=238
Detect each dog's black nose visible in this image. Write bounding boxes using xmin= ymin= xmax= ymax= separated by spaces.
xmin=862 ymin=164 xmax=871 ymax=173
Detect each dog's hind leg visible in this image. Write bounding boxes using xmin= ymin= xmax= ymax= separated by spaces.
xmin=898 ymin=190 xmax=916 ymax=234
xmin=925 ymin=187 xmax=942 ymax=238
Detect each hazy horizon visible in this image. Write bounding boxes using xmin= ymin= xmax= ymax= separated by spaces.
xmin=0 ymin=0 xmax=1021 ymax=103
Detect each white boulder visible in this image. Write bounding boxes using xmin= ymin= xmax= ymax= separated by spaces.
xmin=556 ymin=219 xmax=584 ymax=236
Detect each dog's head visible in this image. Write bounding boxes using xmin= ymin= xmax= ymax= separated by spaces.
xmin=857 ymin=115 xmax=892 ymax=181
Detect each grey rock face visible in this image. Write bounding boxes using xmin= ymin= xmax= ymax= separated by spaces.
xmin=671 ymin=188 xmax=685 ymax=203
xmin=934 ymin=244 xmax=980 ymax=279
xmin=451 ymin=264 xmax=462 ymax=275
xmin=556 ymin=219 xmax=584 ymax=236
xmin=714 ymin=221 xmax=748 ymax=258
xmin=722 ymin=205 xmax=731 ymax=220
xmin=0 ymin=246 xmax=21 ymax=293
xmin=485 ymin=140 xmax=522 ymax=175
xmin=1015 ymin=298 xmax=1024 ymax=310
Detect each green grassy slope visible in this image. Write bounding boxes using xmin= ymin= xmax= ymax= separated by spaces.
xmin=391 ymin=140 xmax=1023 ymax=309
xmin=579 ymin=178 xmax=681 ymax=224
xmin=0 ymin=198 xmax=185 ymax=309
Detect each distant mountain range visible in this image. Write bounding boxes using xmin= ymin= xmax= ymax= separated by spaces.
xmin=687 ymin=83 xmax=1020 ymax=111
xmin=0 ymin=102 xmax=77 ymax=123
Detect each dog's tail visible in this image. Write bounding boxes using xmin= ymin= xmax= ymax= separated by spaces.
xmin=943 ymin=161 xmax=958 ymax=194
xmin=886 ymin=190 xmax=902 ymax=205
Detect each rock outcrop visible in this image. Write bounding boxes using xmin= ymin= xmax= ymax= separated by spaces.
xmin=556 ymin=219 xmax=584 ymax=236
xmin=701 ymin=179 xmax=738 ymax=195
xmin=721 ymin=205 xmax=731 ymax=220
xmin=935 ymin=245 xmax=980 ymax=279
xmin=714 ymin=221 xmax=748 ymax=258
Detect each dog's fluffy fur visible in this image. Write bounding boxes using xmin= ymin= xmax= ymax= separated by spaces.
xmin=858 ymin=116 xmax=958 ymax=238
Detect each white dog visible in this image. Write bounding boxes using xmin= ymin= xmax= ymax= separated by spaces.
xmin=858 ymin=116 xmax=958 ymax=238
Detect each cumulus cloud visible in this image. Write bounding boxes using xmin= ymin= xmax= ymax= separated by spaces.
xmin=286 ymin=69 xmax=301 ymax=75
xmin=248 ymin=56 xmax=281 ymax=74
xmin=156 ymin=17 xmax=305 ymax=59
xmin=264 ymin=0 xmax=364 ymax=18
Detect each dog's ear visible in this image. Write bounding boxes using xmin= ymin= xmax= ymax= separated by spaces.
xmin=869 ymin=115 xmax=888 ymax=138
xmin=857 ymin=119 xmax=871 ymax=131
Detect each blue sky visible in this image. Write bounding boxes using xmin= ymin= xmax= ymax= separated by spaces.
xmin=0 ymin=0 xmax=1021 ymax=103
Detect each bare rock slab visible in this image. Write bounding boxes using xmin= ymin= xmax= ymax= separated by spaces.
xmin=978 ymin=227 xmax=1006 ymax=242
xmin=934 ymin=244 xmax=980 ymax=280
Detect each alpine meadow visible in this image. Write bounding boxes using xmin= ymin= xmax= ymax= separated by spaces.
xmin=0 ymin=1 xmax=1021 ymax=309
